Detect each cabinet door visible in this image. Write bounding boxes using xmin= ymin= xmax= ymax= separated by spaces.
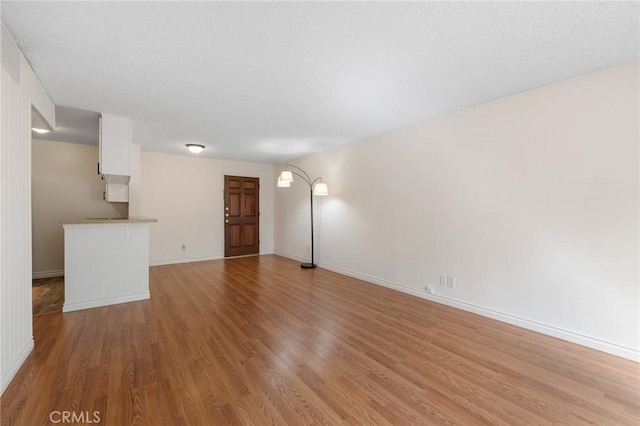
xmin=99 ymin=113 xmax=131 ymax=176
xmin=105 ymin=183 xmax=129 ymax=202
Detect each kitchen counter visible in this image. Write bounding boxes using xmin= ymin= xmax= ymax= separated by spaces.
xmin=62 ymin=218 xmax=157 ymax=312
xmin=62 ymin=216 xmax=158 ymax=225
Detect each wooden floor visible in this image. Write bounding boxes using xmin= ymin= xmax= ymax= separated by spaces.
xmin=32 ymin=277 xmax=64 ymax=315
xmin=2 ymin=255 xmax=638 ymax=425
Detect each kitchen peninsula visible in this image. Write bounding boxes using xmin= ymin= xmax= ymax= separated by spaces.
xmin=62 ymin=217 xmax=158 ymax=313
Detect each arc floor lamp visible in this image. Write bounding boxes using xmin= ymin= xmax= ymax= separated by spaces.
xmin=277 ymin=164 xmax=328 ymax=269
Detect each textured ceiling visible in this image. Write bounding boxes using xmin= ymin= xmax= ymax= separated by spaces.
xmin=3 ymin=1 xmax=639 ymax=163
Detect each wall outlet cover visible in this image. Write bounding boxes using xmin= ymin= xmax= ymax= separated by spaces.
xmin=446 ymin=276 xmax=455 ymax=288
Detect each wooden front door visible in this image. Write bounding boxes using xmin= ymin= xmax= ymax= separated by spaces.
xmin=224 ymin=176 xmax=260 ymax=257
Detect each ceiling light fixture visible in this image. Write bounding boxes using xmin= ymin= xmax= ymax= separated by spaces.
xmin=186 ymin=143 xmax=205 ymax=154
xmin=32 ymin=128 xmax=50 ymax=134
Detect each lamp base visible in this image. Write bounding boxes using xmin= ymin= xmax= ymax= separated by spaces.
xmin=300 ymin=263 xmax=317 ymax=269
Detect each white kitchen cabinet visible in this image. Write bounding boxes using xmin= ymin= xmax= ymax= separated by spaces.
xmin=99 ymin=113 xmax=131 ymax=178
xmin=104 ymin=182 xmax=129 ymax=202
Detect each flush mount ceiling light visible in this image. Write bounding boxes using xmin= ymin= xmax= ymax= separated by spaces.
xmin=32 ymin=128 xmax=50 ymax=134
xmin=186 ymin=143 xmax=205 ymax=154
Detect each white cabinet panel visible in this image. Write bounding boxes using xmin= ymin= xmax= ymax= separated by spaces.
xmin=105 ymin=182 xmax=129 ymax=202
xmin=99 ymin=113 xmax=131 ymax=177
xmin=63 ymin=222 xmax=153 ymax=312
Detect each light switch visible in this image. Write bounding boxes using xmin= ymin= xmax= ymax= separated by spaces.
xmin=125 ymin=228 xmax=131 ymax=240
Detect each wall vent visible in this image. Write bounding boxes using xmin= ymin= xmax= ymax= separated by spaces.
xmin=1 ymin=23 xmax=21 ymax=83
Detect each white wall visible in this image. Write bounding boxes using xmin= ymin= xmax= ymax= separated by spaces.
xmin=139 ymin=151 xmax=274 ymax=264
xmin=128 ymin=144 xmax=142 ymax=217
xmin=31 ymin=140 xmax=273 ymax=272
xmin=275 ymin=62 xmax=640 ymax=360
xmin=1 ymin=25 xmax=55 ymax=394
xmin=31 ymin=140 xmax=128 ymax=277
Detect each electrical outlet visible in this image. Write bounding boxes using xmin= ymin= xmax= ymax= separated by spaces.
xmin=425 ymin=286 xmax=435 ymax=294
xmin=446 ymin=276 xmax=455 ymax=288
xmin=306 ymin=245 xmax=311 ymax=253
xmin=439 ymin=275 xmax=446 ymax=286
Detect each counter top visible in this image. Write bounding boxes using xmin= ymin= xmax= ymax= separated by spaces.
xmin=62 ymin=216 xmax=158 ymax=225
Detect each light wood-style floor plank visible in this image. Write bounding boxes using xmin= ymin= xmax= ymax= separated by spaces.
xmin=2 ymin=255 xmax=638 ymax=425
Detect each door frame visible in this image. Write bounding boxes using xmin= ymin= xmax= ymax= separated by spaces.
xmin=223 ymin=174 xmax=260 ymax=258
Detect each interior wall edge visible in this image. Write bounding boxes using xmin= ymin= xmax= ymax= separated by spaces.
xmin=1 ymin=24 xmax=55 ymax=396
xmin=0 ymin=339 xmax=33 ymax=395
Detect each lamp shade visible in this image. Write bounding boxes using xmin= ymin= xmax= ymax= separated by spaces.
xmin=313 ymin=182 xmax=328 ymax=196
xmin=186 ymin=144 xmax=205 ymax=154
xmin=279 ymin=170 xmax=293 ymax=182
xmin=277 ymin=176 xmax=291 ymax=187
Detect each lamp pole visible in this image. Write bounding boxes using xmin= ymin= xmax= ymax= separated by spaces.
xmin=307 ymin=183 xmax=316 ymax=269
xmin=278 ymin=164 xmax=325 ymax=269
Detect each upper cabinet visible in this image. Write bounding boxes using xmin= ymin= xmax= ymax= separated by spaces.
xmin=99 ymin=113 xmax=131 ymax=182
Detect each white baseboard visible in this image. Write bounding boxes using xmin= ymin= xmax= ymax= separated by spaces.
xmin=274 ymin=251 xmax=639 ymax=362
xmin=150 ymin=255 xmax=223 ymax=266
xmin=63 ymin=292 xmax=150 ymax=313
xmin=32 ymin=270 xmax=64 ymax=279
xmin=149 ymin=251 xmax=274 ymax=267
xmin=1 ymin=338 xmax=34 ymax=395
xmin=274 ymin=251 xmax=310 ymax=264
